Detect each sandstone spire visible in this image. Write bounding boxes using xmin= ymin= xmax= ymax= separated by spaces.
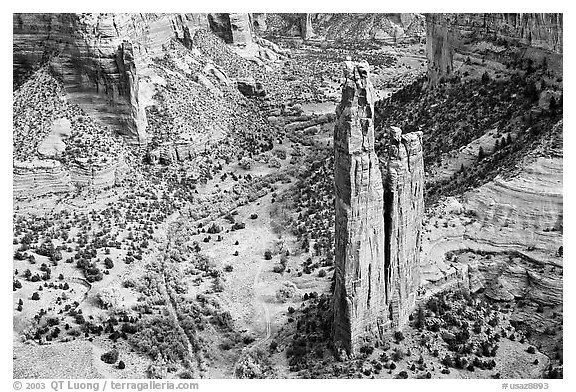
xmin=333 ymin=60 xmax=388 ymax=353
xmin=384 ymin=127 xmax=424 ymax=328
xmin=333 ymin=61 xmax=425 ymax=355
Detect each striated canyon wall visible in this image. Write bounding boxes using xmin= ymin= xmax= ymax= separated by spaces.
xmin=13 ymin=13 xmax=253 ymax=145
xmin=333 ymin=60 xmax=424 ymax=354
xmin=426 ymin=13 xmax=563 ymax=86
xmin=261 ymin=13 xmax=425 ymax=42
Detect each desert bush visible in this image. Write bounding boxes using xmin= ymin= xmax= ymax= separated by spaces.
xmin=101 ymin=349 xmax=119 ymax=364
xmin=98 ymin=287 xmax=124 ymax=311
xmin=239 ymin=157 xmax=253 ymax=170
xmin=276 ymin=281 xmax=298 ymax=303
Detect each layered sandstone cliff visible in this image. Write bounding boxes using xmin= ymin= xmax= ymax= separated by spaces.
xmin=333 ymin=61 xmax=424 ymax=354
xmin=426 ymin=13 xmax=563 ymax=85
xmin=13 ymin=13 xmax=261 ymax=145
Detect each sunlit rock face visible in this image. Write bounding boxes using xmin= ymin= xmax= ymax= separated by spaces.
xmin=208 ymin=13 xmax=253 ymax=45
xmin=426 ymin=13 xmax=563 ymax=86
xmin=332 ymin=61 xmax=424 ymax=355
xmin=13 ymin=13 xmax=210 ymax=145
xmin=333 ymin=60 xmax=388 ymax=354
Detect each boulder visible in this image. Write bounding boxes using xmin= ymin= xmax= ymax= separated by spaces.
xmin=235 ymin=77 xmax=266 ymax=97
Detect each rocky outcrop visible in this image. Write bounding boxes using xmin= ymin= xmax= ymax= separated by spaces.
xmin=13 ymin=156 xmax=125 ymax=197
xmin=333 ymin=61 xmax=425 ymax=354
xmin=208 ymin=13 xmax=253 ymax=45
xmin=425 ymin=15 xmax=454 ymax=87
xmin=69 ymin=157 xmax=126 ymax=189
xmin=426 ymin=13 xmax=563 ymax=86
xmin=384 ymin=128 xmax=425 ymax=327
xmin=333 ymin=60 xmax=388 ymax=354
xmin=300 ymin=14 xmax=314 ymax=40
xmin=13 ymin=159 xmax=74 ymax=195
xmin=235 ymin=77 xmax=266 ymax=97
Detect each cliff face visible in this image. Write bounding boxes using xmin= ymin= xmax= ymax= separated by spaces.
xmin=262 ymin=13 xmax=425 ymax=42
xmin=208 ymin=13 xmax=253 ymax=45
xmin=333 ymin=61 xmax=424 ymax=354
xmin=426 ymin=13 xmax=563 ymax=85
xmin=13 ymin=13 xmax=255 ymax=145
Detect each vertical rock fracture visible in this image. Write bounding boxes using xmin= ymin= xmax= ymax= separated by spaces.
xmin=333 ymin=60 xmax=424 ymax=355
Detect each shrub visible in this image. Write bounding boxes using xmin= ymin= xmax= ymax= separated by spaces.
xmin=207 ymin=223 xmax=221 ymax=234
xmin=360 ymin=345 xmax=374 ymax=355
xmin=31 ymin=292 xmax=40 ymax=300
xmin=118 ymin=360 xmax=125 ymax=369
xmin=264 ymin=250 xmax=273 ymax=260
xmin=270 ymin=340 xmax=278 ymax=351
xmin=232 ymin=222 xmax=245 ymax=230
xmin=239 ymin=157 xmax=253 ymax=170
xmin=101 ymin=349 xmax=119 ymax=364
xmin=276 ymin=281 xmax=298 ymax=303
xmin=318 ymin=269 xmax=326 ymax=277
xmin=213 ymin=277 xmax=225 ymax=292
xmin=392 ymin=348 xmax=404 ymax=361
xmin=97 ymin=287 xmax=124 ymax=310
xmin=104 ymin=257 xmax=114 ymax=269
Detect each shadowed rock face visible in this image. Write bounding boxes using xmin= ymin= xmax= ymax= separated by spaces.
xmin=208 ymin=13 xmax=253 ymax=45
xmin=333 ymin=61 xmax=425 ymax=354
xmin=426 ymin=13 xmax=563 ymax=86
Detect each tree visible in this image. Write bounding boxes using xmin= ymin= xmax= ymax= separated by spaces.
xmin=118 ymin=360 xmax=126 ymax=369
xmin=478 ymin=146 xmax=486 ymax=161
xmin=31 ymin=292 xmax=40 ymax=300
xmin=104 ymin=257 xmax=114 ymax=269
xmin=481 ymin=71 xmax=490 ymax=84
xmin=415 ymin=305 xmax=426 ymax=329
xmin=549 ymin=96 xmax=557 ymax=116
